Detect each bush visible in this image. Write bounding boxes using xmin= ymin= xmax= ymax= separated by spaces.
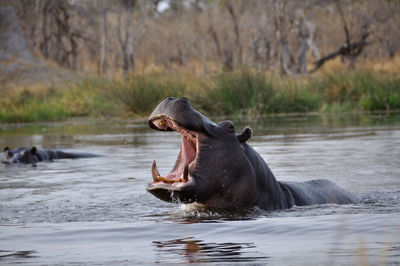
xmin=205 ymin=70 xmax=275 ymax=115
xmin=114 ymin=74 xmax=187 ymax=115
xmin=314 ymin=70 xmax=400 ymax=111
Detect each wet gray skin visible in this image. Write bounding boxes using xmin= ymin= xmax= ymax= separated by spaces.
xmin=146 ymin=97 xmax=358 ymax=210
xmin=2 ymin=146 xmax=99 ymax=164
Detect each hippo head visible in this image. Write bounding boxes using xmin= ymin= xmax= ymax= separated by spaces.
xmin=146 ymin=97 xmax=257 ymax=209
xmin=2 ymin=146 xmax=39 ymax=164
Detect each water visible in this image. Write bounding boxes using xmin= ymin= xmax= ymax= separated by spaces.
xmin=1 ymin=113 xmax=400 ymax=265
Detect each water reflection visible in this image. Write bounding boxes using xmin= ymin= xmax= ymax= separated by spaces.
xmin=153 ymin=237 xmax=268 ymax=263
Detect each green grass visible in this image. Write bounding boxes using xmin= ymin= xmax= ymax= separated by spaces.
xmin=269 ymin=78 xmax=321 ymax=113
xmin=204 ymin=70 xmax=275 ymax=115
xmin=0 ymin=69 xmax=399 ymax=123
xmin=313 ymin=70 xmax=400 ymax=110
xmin=113 ymin=73 xmax=187 ymax=115
xmin=199 ymin=71 xmax=322 ymax=116
xmin=0 ymin=77 xmax=122 ymax=123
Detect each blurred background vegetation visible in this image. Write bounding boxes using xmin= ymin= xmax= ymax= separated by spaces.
xmin=0 ymin=0 xmax=399 ymax=123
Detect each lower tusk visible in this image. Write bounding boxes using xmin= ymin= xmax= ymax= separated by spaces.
xmin=152 ymin=160 xmax=160 ymax=182
xmin=183 ymin=165 xmax=189 ymax=182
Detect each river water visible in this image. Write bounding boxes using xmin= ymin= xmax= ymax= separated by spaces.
xmin=1 ymin=113 xmax=399 ymax=265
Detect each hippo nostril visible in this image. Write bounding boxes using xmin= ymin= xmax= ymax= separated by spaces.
xmin=167 ymin=97 xmax=175 ymax=100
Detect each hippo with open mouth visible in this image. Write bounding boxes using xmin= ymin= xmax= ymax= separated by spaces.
xmin=146 ymin=97 xmax=357 ymax=210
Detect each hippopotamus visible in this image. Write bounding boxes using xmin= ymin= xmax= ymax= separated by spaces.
xmin=146 ymin=97 xmax=357 ymax=210
xmin=2 ymin=146 xmax=99 ymax=164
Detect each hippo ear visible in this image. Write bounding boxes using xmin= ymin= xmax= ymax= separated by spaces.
xmin=30 ymin=146 xmax=37 ymax=155
xmin=237 ymin=127 xmax=252 ymax=143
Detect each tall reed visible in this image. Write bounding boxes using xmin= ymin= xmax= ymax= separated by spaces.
xmin=114 ymin=74 xmax=187 ymax=115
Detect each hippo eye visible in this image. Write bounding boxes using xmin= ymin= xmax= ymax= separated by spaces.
xmin=219 ymin=121 xmax=235 ymax=133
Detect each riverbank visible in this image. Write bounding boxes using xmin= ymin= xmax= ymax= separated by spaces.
xmin=1 ymin=68 xmax=399 ymax=123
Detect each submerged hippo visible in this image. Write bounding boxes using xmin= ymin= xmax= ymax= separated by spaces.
xmin=146 ymin=97 xmax=357 ymax=210
xmin=2 ymin=146 xmax=99 ymax=164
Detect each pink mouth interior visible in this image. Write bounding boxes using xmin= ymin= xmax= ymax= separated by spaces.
xmin=151 ymin=117 xmax=198 ymax=183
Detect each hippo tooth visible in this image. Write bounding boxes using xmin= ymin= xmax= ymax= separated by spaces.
xmin=156 ymin=176 xmax=176 ymax=183
xmin=152 ymin=160 xmax=161 ymax=182
xmin=183 ymin=165 xmax=189 ymax=182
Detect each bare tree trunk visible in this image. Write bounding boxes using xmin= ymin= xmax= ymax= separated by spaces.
xmin=279 ymin=36 xmax=295 ymax=75
xmin=306 ymin=21 xmax=320 ymax=60
xmin=40 ymin=0 xmax=51 ymax=59
xmin=117 ymin=8 xmax=135 ymax=78
xmin=274 ymin=0 xmax=296 ymax=75
xmin=297 ymin=17 xmax=308 ymax=74
xmin=264 ymin=37 xmax=271 ymax=70
xmin=100 ymin=5 xmax=108 ymax=75
xmin=251 ymin=38 xmax=262 ymax=71
xmin=223 ymin=48 xmax=234 ymax=71
xmin=70 ymin=32 xmax=78 ymax=70
xmin=208 ymin=22 xmax=222 ymax=59
xmin=226 ymin=2 xmax=242 ymax=66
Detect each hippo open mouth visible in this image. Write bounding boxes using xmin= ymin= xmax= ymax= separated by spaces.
xmin=149 ymin=116 xmax=197 ymax=188
xmin=146 ymin=97 xmax=210 ymax=203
